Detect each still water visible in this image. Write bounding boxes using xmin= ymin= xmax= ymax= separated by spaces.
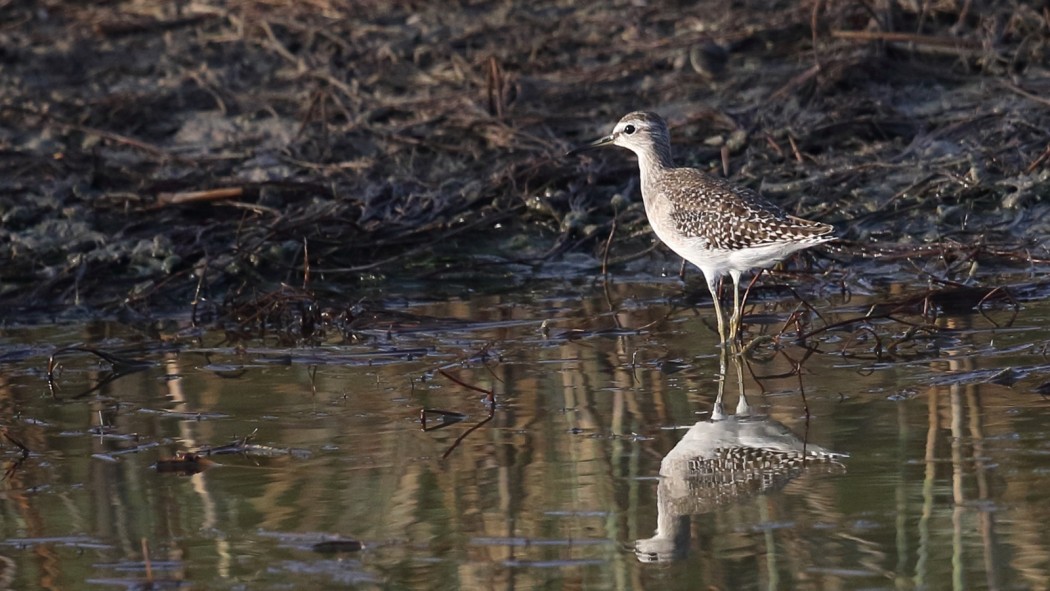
xmin=2 ymin=275 xmax=1050 ymax=590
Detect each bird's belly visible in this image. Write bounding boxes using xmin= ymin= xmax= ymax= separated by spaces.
xmin=657 ymin=233 xmax=808 ymax=278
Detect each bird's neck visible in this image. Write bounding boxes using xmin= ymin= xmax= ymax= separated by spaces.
xmin=636 ymin=144 xmax=674 ymax=196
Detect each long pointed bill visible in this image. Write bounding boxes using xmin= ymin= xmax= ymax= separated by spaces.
xmin=567 ymin=134 xmax=615 ymax=156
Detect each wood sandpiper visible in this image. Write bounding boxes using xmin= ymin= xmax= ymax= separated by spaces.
xmin=571 ymin=111 xmax=835 ymax=343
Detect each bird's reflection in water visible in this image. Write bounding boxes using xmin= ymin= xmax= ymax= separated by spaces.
xmin=636 ymin=345 xmax=846 ymax=563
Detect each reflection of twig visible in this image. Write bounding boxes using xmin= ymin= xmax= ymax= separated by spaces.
xmin=976 ymin=286 xmax=1019 ymax=328
xmin=798 ymin=303 xmax=915 ymax=341
xmin=600 ymin=273 xmax=625 ymax=331
xmin=441 ymin=410 xmax=494 ymax=460
xmin=425 ymin=370 xmax=497 ymax=459
xmin=739 ymin=278 xmax=827 ymax=348
xmin=843 ymin=325 xmax=884 ymax=358
xmin=141 ymin=538 xmax=154 ymax=584
xmin=1 ymin=428 xmax=30 ymax=458
xmin=2 ymin=427 xmax=31 ymax=482
xmin=789 ymin=348 xmax=815 ymax=420
xmin=46 ymin=345 xmax=155 ymax=399
xmin=48 ymin=365 xmax=136 ymax=400
xmin=48 ymin=345 xmax=153 ymax=378
xmin=796 ymin=281 xmax=1019 ymax=356
xmin=420 ymin=409 xmax=467 ymax=432
xmin=886 ymin=325 xmax=929 ymax=355
xmin=3 ymin=457 xmax=27 ymax=482
xmin=196 ymin=429 xmax=259 ymax=455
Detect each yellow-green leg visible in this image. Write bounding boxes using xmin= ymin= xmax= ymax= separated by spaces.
xmin=705 ymin=275 xmax=727 ymax=344
xmin=729 ymin=270 xmax=742 ymax=342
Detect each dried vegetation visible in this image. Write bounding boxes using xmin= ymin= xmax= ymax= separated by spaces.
xmin=1 ymin=0 xmax=1049 ymax=319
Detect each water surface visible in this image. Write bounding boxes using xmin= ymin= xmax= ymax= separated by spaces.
xmin=2 ymin=276 xmax=1050 ymax=590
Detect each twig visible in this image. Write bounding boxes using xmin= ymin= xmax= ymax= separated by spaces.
xmin=787 ymin=134 xmax=803 ymax=163
xmin=191 ymin=261 xmax=207 ymax=327
xmin=156 ymin=187 xmax=245 ymax=207
xmin=769 ymin=63 xmax=821 ymax=102
xmin=810 ymin=0 xmax=824 ymax=67
xmin=61 ymin=122 xmax=178 ymax=161
xmin=259 ymin=20 xmax=304 ymax=69
xmin=438 ymin=369 xmax=493 ymax=399
xmin=792 ymin=354 xmax=811 ymax=420
xmin=738 ymin=269 xmax=764 ymax=338
xmin=302 ymin=238 xmax=311 ymax=291
xmin=601 ymin=216 xmax=617 ymax=276
xmin=831 ymin=29 xmax=983 ymax=51
xmin=486 ymin=56 xmax=505 ymax=119
xmin=431 ymin=370 xmax=497 ymax=459
xmin=1024 ymin=143 xmax=1050 ymax=173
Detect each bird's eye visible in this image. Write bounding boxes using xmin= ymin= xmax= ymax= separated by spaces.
xmin=623 ymin=124 xmax=636 ymax=135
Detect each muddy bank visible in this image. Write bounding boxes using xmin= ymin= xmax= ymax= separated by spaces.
xmin=1 ymin=0 xmax=1049 ymax=318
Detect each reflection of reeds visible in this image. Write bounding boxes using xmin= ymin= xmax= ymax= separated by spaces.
xmin=7 ymin=283 xmax=1050 ymax=587
xmin=911 ymin=351 xmax=1045 ymax=590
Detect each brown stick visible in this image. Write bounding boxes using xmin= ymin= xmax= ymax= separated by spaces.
xmin=438 ymin=369 xmax=493 ymax=398
xmin=157 ymin=187 xmax=245 ymax=206
xmin=302 ymin=238 xmax=311 ymax=291
xmin=831 ymin=29 xmax=982 ymax=50
xmin=1000 ymin=81 xmax=1050 ymax=110
xmin=1025 ymin=143 xmax=1050 ymax=174
xmin=58 ymin=122 xmax=177 ymax=161
xmin=601 ymin=217 xmax=617 ymax=276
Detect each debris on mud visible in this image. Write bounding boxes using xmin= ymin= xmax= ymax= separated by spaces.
xmin=1 ymin=0 xmax=1049 ymax=317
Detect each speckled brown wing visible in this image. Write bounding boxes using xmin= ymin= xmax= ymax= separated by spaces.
xmin=664 ymin=169 xmax=833 ymax=250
